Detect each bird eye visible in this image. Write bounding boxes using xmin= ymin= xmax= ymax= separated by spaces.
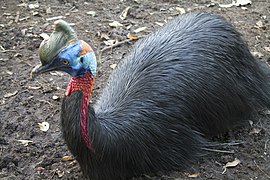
xmin=80 ymin=57 xmax=84 ymax=63
xmin=62 ymin=60 xmax=69 ymax=65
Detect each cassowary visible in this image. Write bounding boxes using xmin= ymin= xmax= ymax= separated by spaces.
xmin=31 ymin=12 xmax=270 ymax=179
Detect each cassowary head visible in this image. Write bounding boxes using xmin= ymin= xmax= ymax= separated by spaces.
xmin=32 ymin=20 xmax=97 ymax=77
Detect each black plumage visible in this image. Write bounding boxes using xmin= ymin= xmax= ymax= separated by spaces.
xmin=37 ymin=12 xmax=270 ymax=179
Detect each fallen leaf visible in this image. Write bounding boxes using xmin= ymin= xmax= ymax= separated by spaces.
xmin=104 ymin=39 xmax=116 ymax=46
xmin=6 ymin=70 xmax=13 ymax=75
xmin=134 ymin=27 xmax=147 ymax=33
xmin=249 ymin=120 xmax=254 ymax=126
xmin=17 ymin=3 xmax=27 ymax=7
xmin=127 ymin=33 xmax=139 ymax=40
xmin=28 ymin=96 xmax=34 ymax=100
xmin=110 ymin=64 xmax=117 ymax=69
xmin=21 ymin=28 xmax=27 ymax=36
xmin=222 ymin=158 xmax=241 ymax=174
xmin=224 ymin=158 xmax=240 ymax=168
xmin=160 ymin=7 xmax=166 ymax=11
xmin=56 ymin=169 xmax=64 ymax=178
xmin=49 ymin=71 xmax=64 ymax=76
xmin=175 ymin=7 xmax=186 ymax=14
xmin=188 ymin=172 xmax=200 ymax=178
xmin=40 ymin=33 xmax=49 ymax=40
xmin=219 ymin=3 xmax=234 ymax=8
xmin=219 ymin=0 xmax=251 ymax=8
xmin=19 ymin=16 xmax=29 ymax=22
xmin=46 ymin=7 xmax=52 ymax=14
xmin=38 ymin=122 xmax=50 ymax=132
xmin=28 ymin=3 xmax=39 ymax=9
xmin=28 ymin=86 xmax=41 ymax=90
xmin=207 ymin=2 xmax=216 ymax=7
xmin=109 ymin=21 xmax=123 ymax=28
xmin=255 ymin=20 xmax=266 ymax=29
xmin=249 ymin=128 xmax=262 ymax=135
xmin=4 ymin=90 xmax=18 ymax=98
xmin=7 ymin=20 xmax=13 ymax=26
xmin=17 ymin=140 xmax=33 ymax=146
xmin=46 ymin=16 xmax=65 ymax=21
xmin=14 ymin=11 xmax=20 ymax=23
xmin=264 ymin=47 xmax=270 ymax=52
xmin=120 ymin=6 xmax=130 ymax=20
xmin=262 ymin=109 xmax=270 ymax=115
xmin=155 ymin=22 xmax=164 ymax=26
xmin=61 ymin=155 xmax=74 ymax=161
xmin=52 ymin=95 xmax=59 ymax=100
xmin=100 ymin=33 xmax=110 ymax=40
xmin=66 ymin=161 xmax=77 ymax=168
xmin=86 ymin=11 xmax=96 ymax=17
xmin=126 ymin=24 xmax=132 ymax=30
xmin=14 ymin=53 xmax=22 ymax=57
xmin=36 ymin=166 xmax=45 ymax=172
xmin=256 ymin=20 xmax=263 ymax=27
xmin=235 ymin=0 xmax=252 ymax=6
xmin=251 ymin=51 xmax=264 ymax=58
xmin=32 ymin=12 xmax=39 ymax=16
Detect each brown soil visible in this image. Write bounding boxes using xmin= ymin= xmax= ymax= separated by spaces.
xmin=1 ymin=0 xmax=270 ymax=179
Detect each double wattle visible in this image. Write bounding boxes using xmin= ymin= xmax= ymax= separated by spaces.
xmin=66 ymin=71 xmax=95 ymax=152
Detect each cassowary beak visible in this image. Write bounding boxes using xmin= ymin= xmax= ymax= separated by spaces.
xmin=30 ymin=63 xmax=56 ymax=79
xmin=30 ymin=64 xmax=46 ymax=79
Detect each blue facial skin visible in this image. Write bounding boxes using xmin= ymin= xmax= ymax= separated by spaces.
xmin=40 ymin=41 xmax=97 ymax=77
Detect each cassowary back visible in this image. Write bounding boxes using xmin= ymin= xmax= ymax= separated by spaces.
xmin=95 ymin=12 xmax=270 ymax=136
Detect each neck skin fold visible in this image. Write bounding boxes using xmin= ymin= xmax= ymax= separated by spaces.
xmin=65 ymin=71 xmax=95 ymax=153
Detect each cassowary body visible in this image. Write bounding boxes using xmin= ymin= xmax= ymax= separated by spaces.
xmin=32 ymin=12 xmax=270 ymax=179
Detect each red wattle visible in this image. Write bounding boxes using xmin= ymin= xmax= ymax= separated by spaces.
xmin=80 ymin=94 xmax=95 ymax=153
xmin=65 ymin=72 xmax=95 ymax=153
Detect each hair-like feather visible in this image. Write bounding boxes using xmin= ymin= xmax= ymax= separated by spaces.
xmin=58 ymin=12 xmax=270 ymax=179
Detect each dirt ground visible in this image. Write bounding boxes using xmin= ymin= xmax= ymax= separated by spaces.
xmin=1 ymin=0 xmax=270 ymax=179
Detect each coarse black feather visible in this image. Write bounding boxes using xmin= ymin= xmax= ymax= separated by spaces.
xmin=61 ymin=12 xmax=270 ymax=179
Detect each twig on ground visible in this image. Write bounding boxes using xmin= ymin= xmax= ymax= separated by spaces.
xmin=38 ymin=99 xmax=53 ymax=106
xmin=0 ymin=45 xmax=16 ymax=53
xmin=98 ymin=39 xmax=132 ymax=63
xmin=49 ymin=170 xmax=56 ymax=180
xmin=202 ymin=148 xmax=235 ymax=154
xmin=20 ymin=60 xmax=33 ymax=67
xmin=254 ymin=160 xmax=270 ymax=179
xmin=265 ymin=139 xmax=269 ymax=151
